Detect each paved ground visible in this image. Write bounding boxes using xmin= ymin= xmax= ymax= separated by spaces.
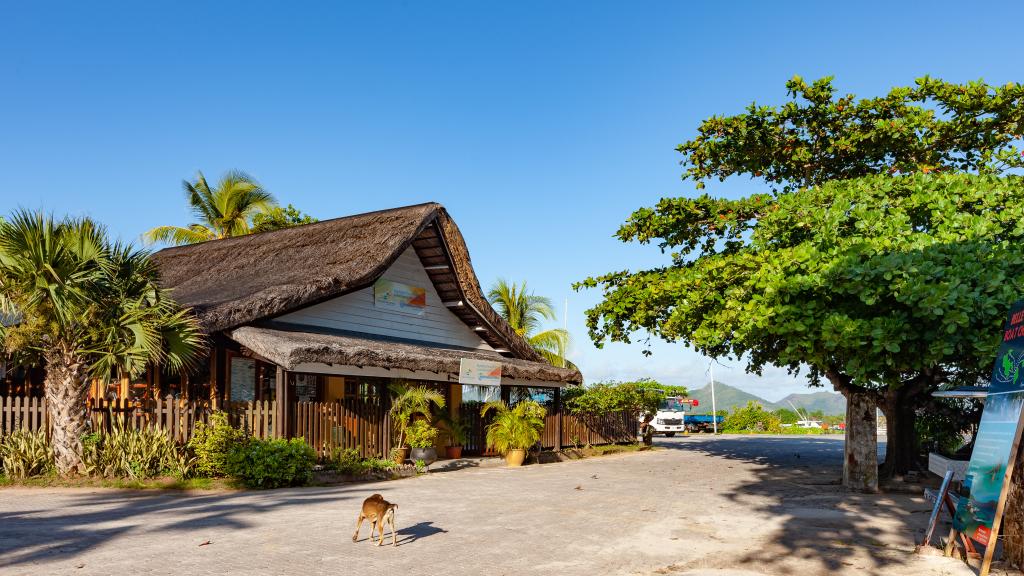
xmin=0 ymin=435 xmax=990 ymax=576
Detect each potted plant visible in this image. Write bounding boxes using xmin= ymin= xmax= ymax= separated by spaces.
xmin=388 ymin=384 xmax=445 ymax=463
xmin=481 ymin=399 xmax=546 ymax=467
xmin=440 ymin=409 xmax=471 ymax=455
xmin=406 ymin=419 xmax=439 ymax=466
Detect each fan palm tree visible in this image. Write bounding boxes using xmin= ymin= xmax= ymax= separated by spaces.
xmin=487 ymin=279 xmax=572 ymax=368
xmin=143 ymin=170 xmax=276 ymax=245
xmin=0 ymin=210 xmax=203 ymax=475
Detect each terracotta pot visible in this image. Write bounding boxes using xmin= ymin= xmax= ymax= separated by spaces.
xmin=392 ymin=447 xmax=410 ymax=464
xmin=445 ymin=446 xmax=463 ymax=459
xmin=505 ymin=448 xmax=527 ymax=467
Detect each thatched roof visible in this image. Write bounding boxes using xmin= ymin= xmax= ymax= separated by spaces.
xmin=153 ymin=203 xmax=573 ymax=374
xmin=231 ymin=326 xmax=581 ymax=385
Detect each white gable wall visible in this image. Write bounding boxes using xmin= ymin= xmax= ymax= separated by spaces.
xmin=275 ymin=247 xmax=494 ymax=351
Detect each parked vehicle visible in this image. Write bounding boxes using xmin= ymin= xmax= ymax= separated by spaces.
xmin=642 ymin=396 xmax=702 ymax=437
xmin=685 ymin=414 xmax=724 ymax=433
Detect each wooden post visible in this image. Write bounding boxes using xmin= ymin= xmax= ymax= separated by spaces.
xmin=554 ymin=387 xmax=562 ymax=452
xmin=275 ymin=367 xmax=287 ymax=438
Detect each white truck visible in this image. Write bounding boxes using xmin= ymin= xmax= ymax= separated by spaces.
xmin=645 ymin=396 xmax=694 ymax=437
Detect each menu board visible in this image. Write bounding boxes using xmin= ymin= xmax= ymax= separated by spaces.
xmin=953 ymin=301 xmax=1024 ymax=548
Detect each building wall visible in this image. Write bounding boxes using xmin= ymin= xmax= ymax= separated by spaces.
xmin=276 ymin=247 xmax=493 ymax=351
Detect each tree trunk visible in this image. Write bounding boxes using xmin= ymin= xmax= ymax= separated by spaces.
xmin=842 ymin=388 xmax=879 ymax=492
xmin=879 ymin=387 xmax=919 ymax=478
xmin=43 ymin=349 xmax=89 ymax=476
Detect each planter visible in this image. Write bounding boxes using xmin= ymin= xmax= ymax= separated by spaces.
xmin=505 ymin=448 xmax=527 ymax=467
xmin=392 ymin=447 xmax=410 ymax=464
xmin=445 ymin=446 xmax=463 ymax=459
xmin=410 ymin=447 xmax=437 ymax=466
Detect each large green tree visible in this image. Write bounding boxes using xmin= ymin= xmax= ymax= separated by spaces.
xmin=0 ymin=210 xmax=203 ymax=475
xmin=487 ymin=279 xmax=573 ymax=368
xmin=578 ymin=76 xmax=1024 ymax=491
xmin=144 ymin=170 xmax=277 ymax=245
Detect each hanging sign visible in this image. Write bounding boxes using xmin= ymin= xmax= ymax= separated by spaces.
xmin=953 ymin=301 xmax=1024 ymax=554
xmin=374 ymin=279 xmax=427 ymax=316
xmin=459 ymin=358 xmax=502 ymax=386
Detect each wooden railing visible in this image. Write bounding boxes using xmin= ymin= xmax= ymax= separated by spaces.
xmin=294 ymin=398 xmax=389 ymax=459
xmin=541 ymin=410 xmax=638 ymax=449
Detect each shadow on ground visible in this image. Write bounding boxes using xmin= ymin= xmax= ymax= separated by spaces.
xmin=0 ymin=487 xmax=356 ymax=568
xmin=658 ymin=435 xmax=927 ymax=575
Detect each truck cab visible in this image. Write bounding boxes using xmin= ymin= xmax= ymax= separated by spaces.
xmin=645 ymin=396 xmax=691 ymax=437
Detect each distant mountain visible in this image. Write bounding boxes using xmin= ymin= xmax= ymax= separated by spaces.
xmin=687 ymin=382 xmax=846 ymax=416
xmin=687 ymin=382 xmax=765 ymax=414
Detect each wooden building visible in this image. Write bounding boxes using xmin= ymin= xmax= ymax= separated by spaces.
xmin=125 ymin=202 xmax=582 ymax=450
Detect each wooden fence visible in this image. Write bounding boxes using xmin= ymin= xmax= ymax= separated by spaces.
xmin=294 ymin=398 xmax=389 ymax=459
xmin=540 ymin=410 xmax=638 ymax=449
xmin=0 ymin=396 xmax=275 ymax=443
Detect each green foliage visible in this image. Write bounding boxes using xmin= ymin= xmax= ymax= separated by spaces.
xmin=676 ymin=75 xmax=1024 ymax=193
xmin=251 ymin=204 xmax=317 ymax=233
xmin=144 ymin=170 xmax=276 ymax=245
xmin=389 ymin=384 xmax=445 ymax=448
xmin=188 ymin=412 xmax=249 ymax=477
xmin=481 ymin=400 xmax=546 ymax=454
xmin=773 ymin=408 xmax=800 ymax=425
xmin=564 ymin=379 xmax=684 ymax=419
xmin=437 ymin=412 xmax=470 ymax=447
xmin=326 ymin=448 xmax=397 ymax=475
xmin=722 ymin=402 xmax=782 ymax=433
xmin=81 ymin=426 xmax=190 ymax=480
xmin=0 ymin=430 xmax=54 ymax=478
xmin=227 ymin=437 xmax=316 ymax=489
xmin=405 ymin=420 xmax=439 ymax=449
xmin=487 ymin=278 xmax=573 ymax=368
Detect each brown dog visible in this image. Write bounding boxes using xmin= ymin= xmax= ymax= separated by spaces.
xmin=352 ymin=494 xmax=398 ymax=546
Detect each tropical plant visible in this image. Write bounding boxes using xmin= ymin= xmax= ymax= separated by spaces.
xmin=143 ymin=170 xmax=276 ymax=245
xmin=722 ymin=402 xmax=782 ymax=433
xmin=327 ymin=447 xmax=397 ymax=476
xmin=405 ymin=419 xmax=439 ymax=449
xmin=487 ymin=278 xmax=572 ymax=368
xmin=0 ymin=210 xmax=203 ymax=475
xmin=563 ymin=379 xmax=687 ymax=420
xmin=388 ymin=384 xmax=445 ymax=448
xmin=437 ymin=411 xmax=470 ymax=447
xmin=251 ymin=204 xmax=317 ymax=233
xmin=81 ymin=425 xmax=188 ymax=480
xmin=188 ymin=411 xmax=249 ymax=477
xmin=226 ymin=437 xmax=316 ymax=489
xmin=0 ymin=430 xmax=54 ymax=478
xmin=480 ymin=399 xmax=546 ymax=455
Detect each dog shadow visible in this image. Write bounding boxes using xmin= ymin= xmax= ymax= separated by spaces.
xmin=394 ymin=521 xmax=447 ymax=546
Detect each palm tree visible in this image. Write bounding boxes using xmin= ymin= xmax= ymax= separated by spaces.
xmin=143 ymin=170 xmax=276 ymax=245
xmin=487 ymin=279 xmax=572 ymax=368
xmin=0 ymin=210 xmax=203 ymax=475
xmin=388 ymin=384 xmax=446 ymax=448
xmin=480 ymin=399 xmax=546 ymax=455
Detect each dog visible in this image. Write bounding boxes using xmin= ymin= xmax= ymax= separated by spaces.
xmin=352 ymin=494 xmax=398 ymax=546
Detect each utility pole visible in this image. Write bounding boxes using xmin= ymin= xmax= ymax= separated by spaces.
xmin=710 ymin=360 xmax=718 ymax=435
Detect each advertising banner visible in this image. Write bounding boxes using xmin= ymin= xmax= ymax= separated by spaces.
xmin=459 ymin=358 xmax=502 ymax=386
xmin=373 ymin=279 xmax=427 ymax=316
xmin=953 ymin=301 xmax=1024 ymax=547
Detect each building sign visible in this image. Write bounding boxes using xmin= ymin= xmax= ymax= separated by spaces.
xmin=459 ymin=358 xmax=502 ymax=386
xmin=373 ymin=279 xmax=427 ymax=316
xmin=953 ymin=301 xmax=1024 ymax=547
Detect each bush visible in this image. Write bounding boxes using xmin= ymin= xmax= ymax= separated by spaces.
xmin=482 ymin=400 xmax=546 ymax=455
xmin=0 ymin=430 xmax=53 ymax=478
xmin=327 ymin=448 xmax=397 ymax=475
xmin=82 ymin=426 xmax=190 ymax=480
xmin=564 ymin=379 xmax=688 ymax=419
xmin=406 ymin=420 xmax=439 ymax=449
xmin=722 ymin=401 xmax=782 ymax=433
xmin=189 ymin=412 xmax=248 ymax=477
xmin=227 ymin=437 xmax=316 ymax=488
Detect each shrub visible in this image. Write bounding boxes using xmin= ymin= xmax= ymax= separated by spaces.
xmin=564 ymin=379 xmax=688 ymax=419
xmin=82 ymin=425 xmax=185 ymax=480
xmin=722 ymin=401 xmax=782 ymax=433
xmin=189 ymin=412 xmax=248 ymax=477
xmin=481 ymin=400 xmax=546 ymax=455
xmin=227 ymin=437 xmax=316 ymax=488
xmin=327 ymin=448 xmax=399 ymax=475
xmin=406 ymin=420 xmax=439 ymax=449
xmin=0 ymin=430 xmax=54 ymax=478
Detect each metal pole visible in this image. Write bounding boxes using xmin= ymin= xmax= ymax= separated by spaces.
xmin=710 ymin=361 xmax=718 ymax=434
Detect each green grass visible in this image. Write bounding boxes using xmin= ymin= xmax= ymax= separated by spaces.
xmin=0 ymin=474 xmax=237 ymax=491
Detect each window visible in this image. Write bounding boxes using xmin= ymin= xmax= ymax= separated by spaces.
xmin=462 ymin=384 xmax=500 ymax=404
xmin=229 ymin=357 xmax=256 ymax=402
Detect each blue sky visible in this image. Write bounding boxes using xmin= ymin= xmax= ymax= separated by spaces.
xmin=2 ymin=1 xmax=1021 ymax=401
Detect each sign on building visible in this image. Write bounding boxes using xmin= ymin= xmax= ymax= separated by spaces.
xmin=373 ymin=279 xmax=427 ymax=316
xmin=459 ymin=358 xmax=502 ymax=386
xmin=952 ymin=301 xmax=1024 ymax=572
